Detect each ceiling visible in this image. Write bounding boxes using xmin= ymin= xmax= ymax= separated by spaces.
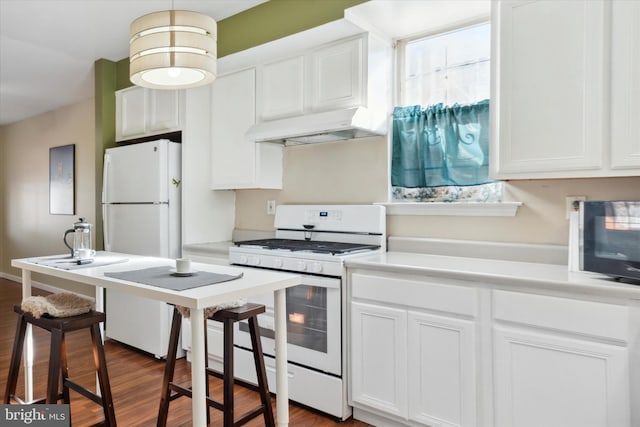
xmin=0 ymin=0 xmax=267 ymax=126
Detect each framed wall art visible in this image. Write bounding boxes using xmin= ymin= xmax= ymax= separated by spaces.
xmin=49 ymin=144 xmax=75 ymax=215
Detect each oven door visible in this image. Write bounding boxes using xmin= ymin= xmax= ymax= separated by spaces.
xmin=234 ymin=275 xmax=342 ymax=376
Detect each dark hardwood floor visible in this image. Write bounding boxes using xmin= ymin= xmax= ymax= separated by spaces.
xmin=0 ymin=278 xmax=370 ymax=426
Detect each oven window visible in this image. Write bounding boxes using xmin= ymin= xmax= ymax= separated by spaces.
xmin=239 ymin=284 xmax=328 ymax=353
xmin=285 ymin=285 xmax=328 ymax=353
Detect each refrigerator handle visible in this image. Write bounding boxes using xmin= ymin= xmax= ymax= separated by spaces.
xmin=102 ymin=153 xmax=110 ymax=203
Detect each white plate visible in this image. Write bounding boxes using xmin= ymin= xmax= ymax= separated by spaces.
xmin=169 ymin=268 xmax=197 ymax=277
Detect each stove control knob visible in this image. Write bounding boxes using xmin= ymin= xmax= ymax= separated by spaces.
xmin=273 ymin=258 xmax=283 ymax=268
xmin=297 ymin=261 xmax=307 ymax=271
xmin=239 ymin=255 xmax=248 ymax=264
xmin=249 ymin=256 xmax=261 ymax=266
xmin=310 ymin=262 xmax=323 ymax=273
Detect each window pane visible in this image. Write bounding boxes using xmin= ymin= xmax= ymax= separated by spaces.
xmin=406 ymin=41 xmax=445 ymax=78
xmin=402 ymin=22 xmax=491 ymax=107
xmin=446 ymin=60 xmax=490 ymax=105
xmin=443 ymin=24 xmax=491 ymax=67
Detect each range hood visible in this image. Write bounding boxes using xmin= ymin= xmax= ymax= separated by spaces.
xmin=245 ymin=107 xmax=386 ymax=145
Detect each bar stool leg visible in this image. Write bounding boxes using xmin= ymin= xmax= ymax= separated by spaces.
xmin=222 ymin=318 xmax=235 ymax=427
xmin=248 ymin=316 xmax=275 ymax=427
xmin=91 ymin=323 xmax=117 ymax=426
xmin=60 ymin=333 xmax=71 ymax=404
xmin=157 ymin=307 xmax=183 ymax=427
xmin=47 ymin=329 xmax=63 ymax=404
xmin=4 ymin=314 xmax=27 ymax=404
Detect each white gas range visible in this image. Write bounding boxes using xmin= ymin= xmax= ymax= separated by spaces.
xmin=229 ymin=204 xmax=386 ymax=420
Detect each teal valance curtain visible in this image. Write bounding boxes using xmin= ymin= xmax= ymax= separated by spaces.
xmin=391 ymin=100 xmax=491 ymax=188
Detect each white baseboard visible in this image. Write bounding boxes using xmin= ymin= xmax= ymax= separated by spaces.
xmin=0 ymin=271 xmax=66 ymax=294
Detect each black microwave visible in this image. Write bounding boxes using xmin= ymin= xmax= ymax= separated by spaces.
xmin=580 ymin=200 xmax=640 ymax=283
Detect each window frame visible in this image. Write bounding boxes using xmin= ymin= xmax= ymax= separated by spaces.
xmin=387 ymin=19 xmax=521 ymax=216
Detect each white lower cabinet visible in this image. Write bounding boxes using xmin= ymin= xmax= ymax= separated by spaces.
xmin=408 ymin=312 xmax=476 ymax=427
xmin=181 ymin=315 xmax=225 ymax=370
xmin=348 ymin=269 xmax=635 ymax=427
xmin=349 ymin=273 xmax=478 ymax=427
xmin=351 ymin=302 xmax=408 ymax=418
xmin=493 ymin=327 xmax=628 ymax=427
xmin=492 ymin=289 xmax=630 ymax=427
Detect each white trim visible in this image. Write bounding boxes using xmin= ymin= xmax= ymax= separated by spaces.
xmin=378 ymin=201 xmax=522 ymax=216
xmin=0 ymin=272 xmax=62 ymax=293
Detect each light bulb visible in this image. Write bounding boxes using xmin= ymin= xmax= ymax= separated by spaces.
xmin=168 ymin=67 xmax=181 ymax=78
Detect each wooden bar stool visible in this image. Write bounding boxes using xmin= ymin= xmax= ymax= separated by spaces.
xmin=4 ymin=305 xmax=117 ymax=426
xmin=157 ymin=303 xmax=275 ymax=427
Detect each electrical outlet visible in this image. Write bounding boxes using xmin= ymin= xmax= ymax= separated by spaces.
xmin=267 ymin=200 xmax=276 ymax=215
xmin=565 ymin=196 xmax=586 ymax=219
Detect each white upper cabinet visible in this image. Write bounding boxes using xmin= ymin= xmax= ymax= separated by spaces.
xmin=116 ymin=86 xmax=146 ymax=139
xmin=115 ymin=86 xmax=183 ymax=141
xmin=491 ymin=0 xmax=605 ymax=178
xmin=258 ymin=56 xmax=305 ymax=121
xmin=491 ymin=0 xmax=640 ymax=179
xmin=255 ymin=33 xmax=388 ymax=123
xmin=610 ymin=0 xmax=640 ymax=170
xmin=147 ymin=89 xmax=182 ymax=135
xmin=210 ymin=68 xmax=283 ymax=189
xmin=310 ymin=36 xmax=363 ymax=112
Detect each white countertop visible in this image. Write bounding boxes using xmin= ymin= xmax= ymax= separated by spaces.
xmin=346 ymin=251 xmax=640 ymax=299
xmin=12 ymin=252 xmax=301 ymax=309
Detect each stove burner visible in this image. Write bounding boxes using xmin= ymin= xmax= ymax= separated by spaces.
xmin=234 ymin=239 xmax=380 ymax=255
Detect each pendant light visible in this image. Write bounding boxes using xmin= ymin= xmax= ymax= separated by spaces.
xmin=129 ymin=4 xmax=217 ymax=90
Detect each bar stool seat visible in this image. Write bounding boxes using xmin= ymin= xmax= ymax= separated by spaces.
xmin=158 ymin=303 xmax=275 ymax=427
xmin=4 ymin=304 xmax=117 ymax=426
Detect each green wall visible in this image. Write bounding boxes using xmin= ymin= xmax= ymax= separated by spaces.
xmin=218 ymin=0 xmax=367 ymax=57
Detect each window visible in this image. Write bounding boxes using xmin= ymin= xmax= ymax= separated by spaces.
xmin=401 ymin=23 xmax=490 ymax=106
xmin=392 ymin=22 xmax=502 ymax=203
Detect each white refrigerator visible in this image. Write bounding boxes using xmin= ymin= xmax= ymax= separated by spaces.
xmin=102 ymin=139 xmax=182 ymax=358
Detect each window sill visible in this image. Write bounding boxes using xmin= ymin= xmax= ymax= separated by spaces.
xmin=377 ymin=201 xmax=522 ymax=217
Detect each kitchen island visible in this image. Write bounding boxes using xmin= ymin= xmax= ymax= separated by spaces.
xmin=346 ymin=250 xmax=640 ymax=427
xmin=11 ymin=252 xmax=302 ymax=427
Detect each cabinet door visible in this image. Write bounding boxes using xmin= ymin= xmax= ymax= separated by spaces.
xmin=351 ymin=301 xmax=407 ymax=418
xmin=408 ymin=311 xmax=477 ymax=427
xmin=148 ymin=89 xmax=181 ymax=134
xmin=116 ymin=86 xmax=147 ymax=140
xmin=310 ymin=37 xmax=363 ymax=112
xmin=211 ymin=69 xmax=282 ymax=189
xmin=491 ymin=0 xmax=606 ymax=178
xmin=610 ymin=0 xmax=640 ymax=170
xmin=211 ymin=69 xmax=257 ymax=188
xmin=493 ymin=326 xmax=629 ymax=427
xmin=259 ymin=56 xmax=305 ymax=121
xmin=181 ymin=318 xmax=225 ymax=365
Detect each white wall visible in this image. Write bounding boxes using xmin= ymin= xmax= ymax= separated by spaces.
xmin=235 ymin=135 xmax=640 ymax=246
xmin=0 ymin=99 xmax=96 ymax=294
